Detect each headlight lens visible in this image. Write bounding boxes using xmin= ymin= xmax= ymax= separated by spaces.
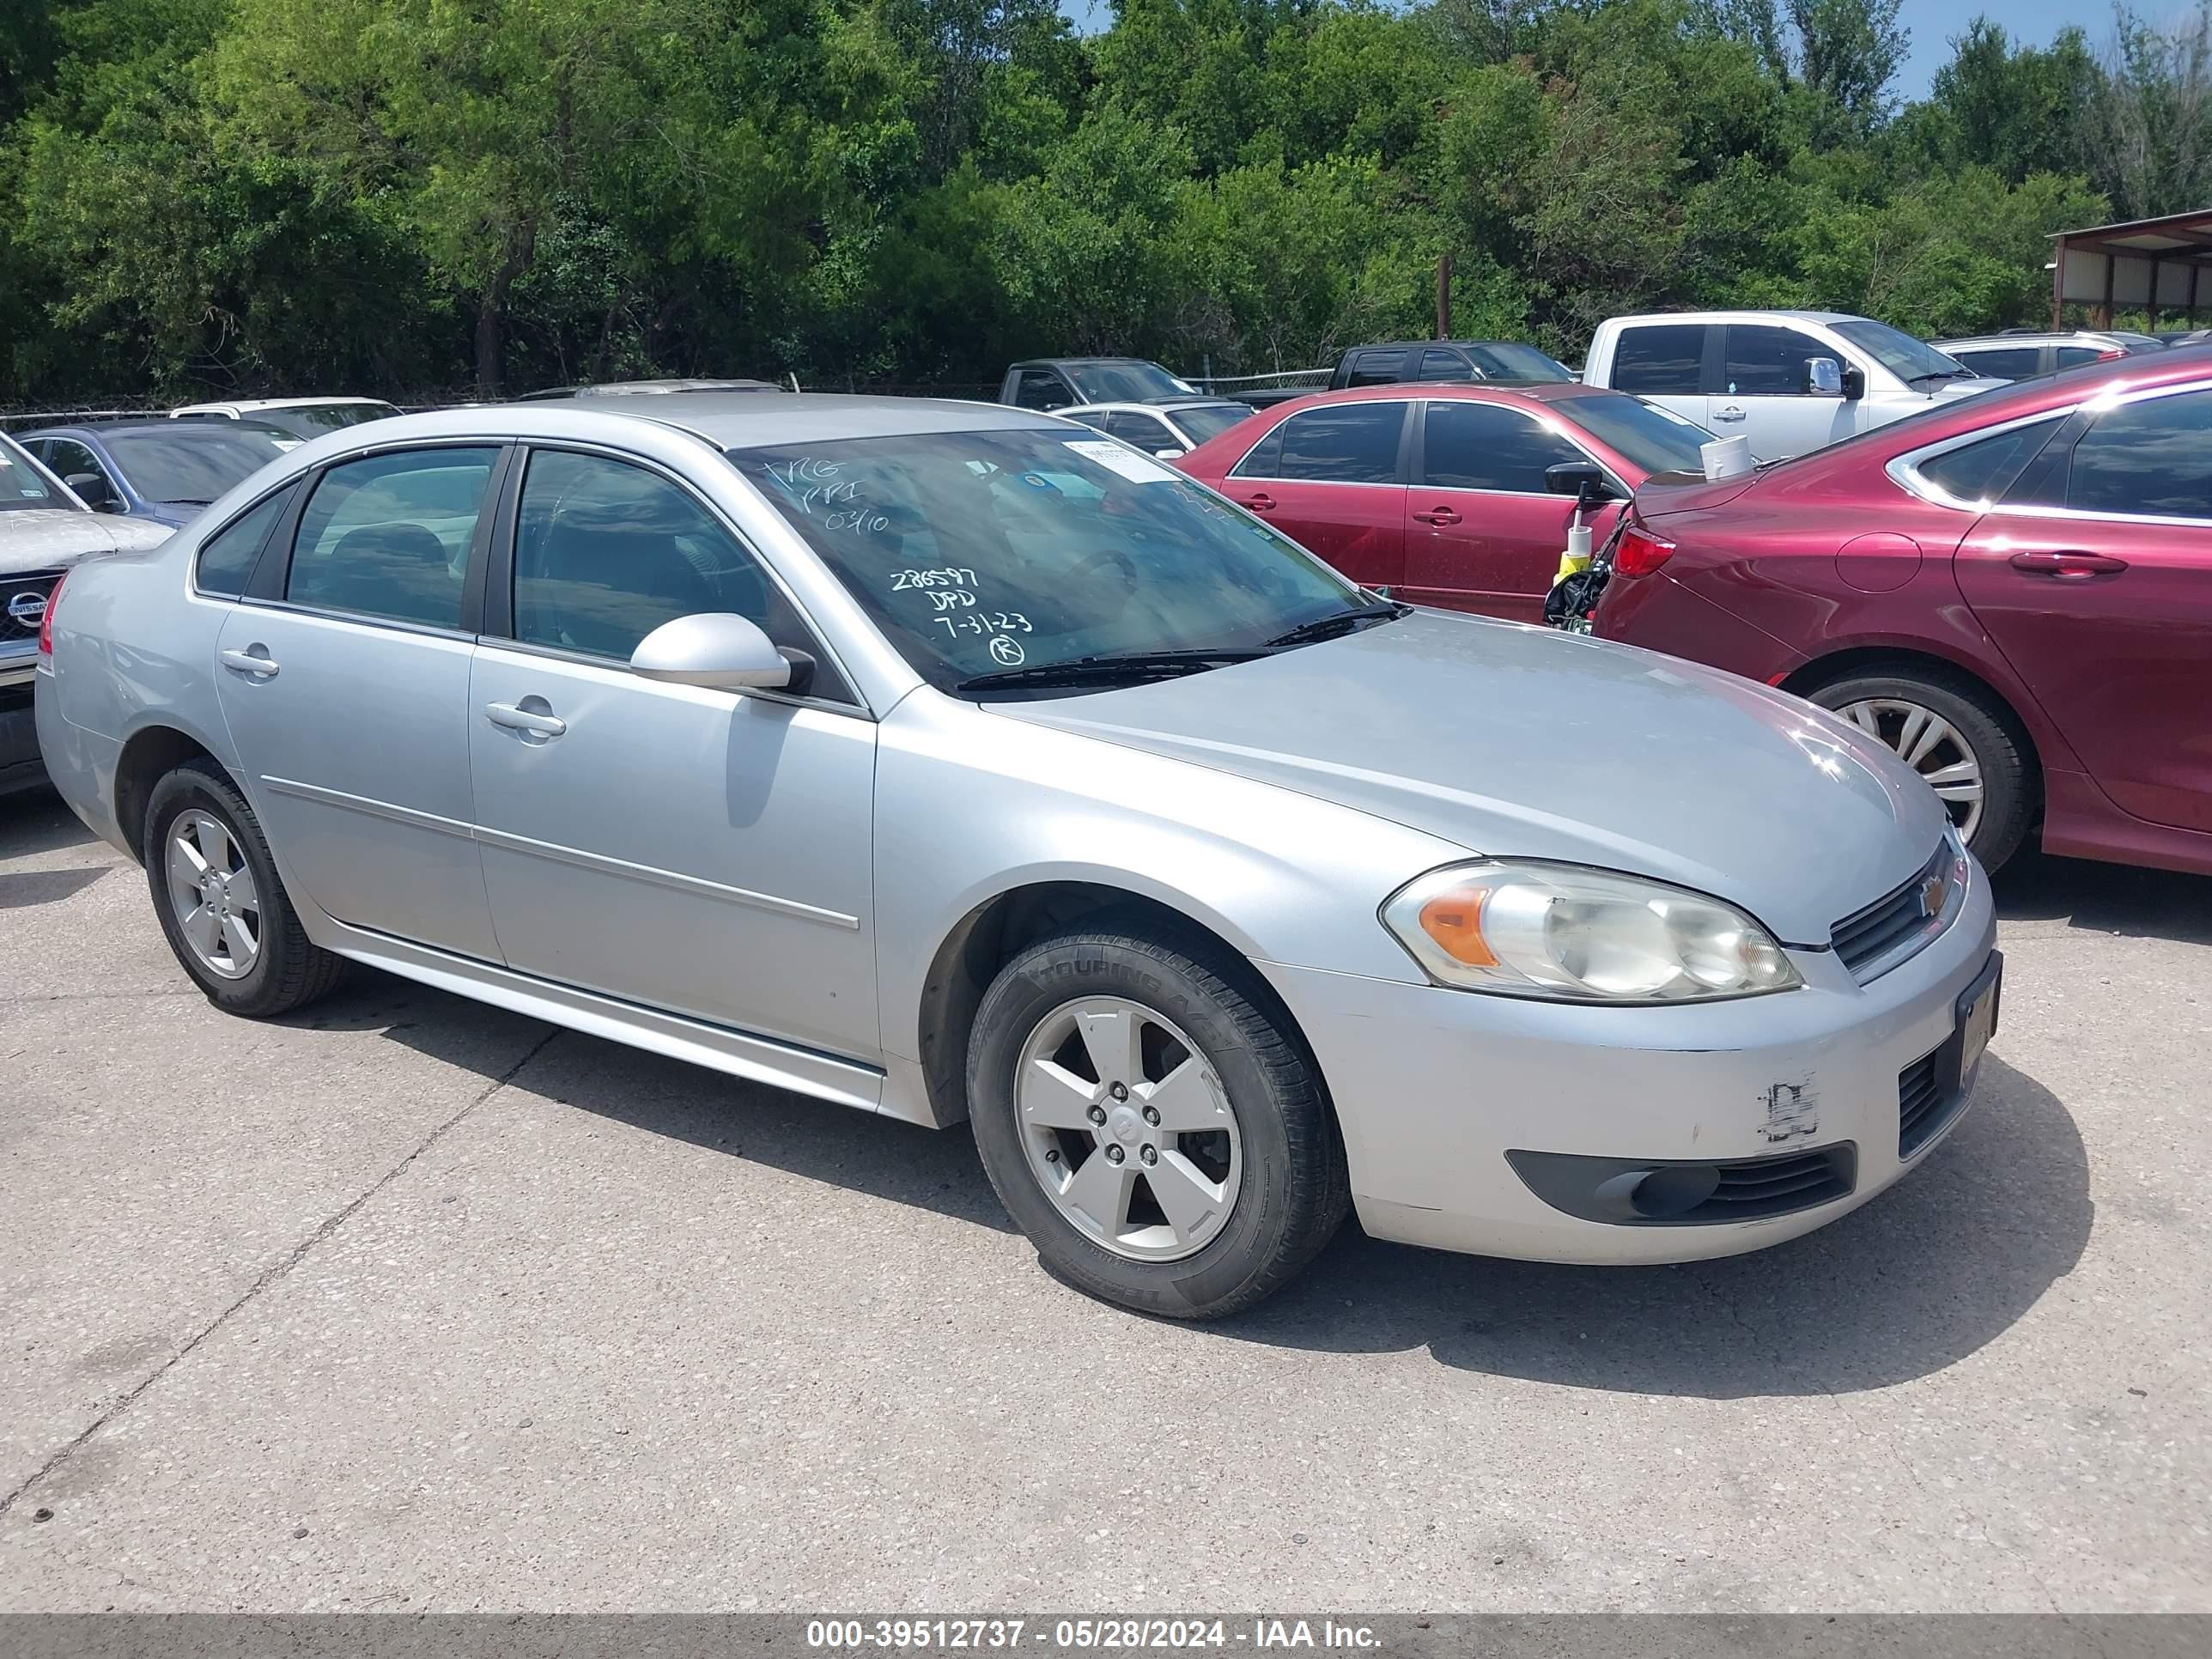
xmin=1382 ymin=861 xmax=1802 ymax=1003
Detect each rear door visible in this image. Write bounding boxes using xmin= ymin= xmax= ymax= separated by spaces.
xmin=214 ymin=443 xmax=507 ymax=959
xmin=1951 ymin=345 xmax=2044 ymax=380
xmin=1711 ymin=323 xmax=1856 ymax=460
xmin=1605 ymin=322 xmax=1711 ymax=428
xmin=1403 ymin=400 xmax=1620 ymax=621
xmin=1222 ymin=401 xmax=1410 ymax=591
xmin=1954 ymin=380 xmax=2212 ymax=832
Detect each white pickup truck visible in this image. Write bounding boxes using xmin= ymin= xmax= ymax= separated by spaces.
xmin=1581 ymin=309 xmax=2003 ymax=460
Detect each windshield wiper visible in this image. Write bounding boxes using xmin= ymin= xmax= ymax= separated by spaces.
xmin=1906 ymin=370 xmax=1970 ymax=388
xmin=954 ymin=649 xmax=1264 ymax=692
xmin=1264 ymin=599 xmax=1411 ymax=649
xmin=161 ymin=498 xmax=214 ymax=507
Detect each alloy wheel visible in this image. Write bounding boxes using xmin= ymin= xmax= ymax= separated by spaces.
xmin=1835 ymin=696 xmax=1985 ymax=842
xmin=1013 ymin=997 xmax=1243 ymax=1262
xmin=165 ymin=809 xmax=262 ymax=981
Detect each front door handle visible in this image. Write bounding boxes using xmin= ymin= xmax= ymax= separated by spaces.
xmin=219 ymin=647 xmax=279 ymax=679
xmin=484 ymin=701 xmax=567 ymax=738
xmin=1239 ymin=493 xmax=1276 ymax=512
xmin=1712 ymin=405 xmax=1747 ymax=422
xmin=1412 ymin=507 xmax=1462 ymax=526
xmin=2008 ymin=550 xmax=2127 ymax=579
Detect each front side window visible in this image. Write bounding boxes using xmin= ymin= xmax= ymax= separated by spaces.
xmin=1170 ymin=404 xmax=1252 ymax=446
xmin=1559 ymin=392 xmax=1714 ymax=477
xmin=196 ymin=485 xmax=299 ymax=596
xmin=0 ymin=433 xmax=72 ymax=514
xmin=2066 ymin=390 xmax=2212 ymax=520
xmin=1610 ymin=325 xmax=1708 ymax=395
xmin=42 ymin=440 xmax=108 ymax=491
xmin=1421 ymin=402 xmax=1582 ymax=492
xmin=512 ymin=450 xmax=835 ymax=693
xmin=286 ymin=447 xmax=498 ymax=627
xmin=1418 ymin=349 xmax=1474 ymax=383
xmin=1345 ymin=350 xmax=1409 ymax=387
xmin=1272 ymin=402 xmax=1406 ymax=483
xmin=732 ymin=429 xmax=1360 ymax=692
xmin=1462 ymin=343 xmax=1576 ymax=382
xmin=1724 ymin=325 xmax=1824 ymax=396
xmin=1014 ymin=371 xmax=1073 ymax=411
xmin=1099 ymin=411 xmax=1175 ymax=450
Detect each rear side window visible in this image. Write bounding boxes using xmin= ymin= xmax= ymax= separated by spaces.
xmin=1418 ymin=349 xmax=1474 ymax=383
xmin=2054 ymin=346 xmax=2104 ymax=369
xmin=194 ymin=486 xmax=298 ymax=596
xmin=1421 ymin=402 xmax=1583 ymax=492
xmin=286 ymin=447 xmax=498 ymax=628
xmin=1345 ymin=350 xmax=1409 ymax=387
xmin=1723 ymin=325 xmax=1822 ymax=396
xmin=1270 ymin=403 xmax=1406 ymax=483
xmin=1610 ymin=325 xmax=1708 ymax=395
xmin=1958 ymin=347 xmax=2041 ymax=379
xmin=2066 ymin=390 xmax=2212 ymax=520
xmin=1915 ymin=417 xmax=2064 ymax=504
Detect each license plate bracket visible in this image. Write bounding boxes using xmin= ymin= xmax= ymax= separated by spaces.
xmin=1949 ymin=950 xmax=2003 ymax=1094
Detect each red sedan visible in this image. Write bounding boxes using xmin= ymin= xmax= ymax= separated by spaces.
xmin=1175 ymin=382 xmax=1715 ymax=623
xmin=1593 ymin=346 xmax=2212 ymax=877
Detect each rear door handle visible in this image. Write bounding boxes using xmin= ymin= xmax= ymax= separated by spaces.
xmin=1412 ymin=507 xmax=1462 ymax=526
xmin=2008 ymin=550 xmax=2128 ymax=579
xmin=1240 ymin=494 xmax=1276 ymax=512
xmin=484 ymin=702 xmax=567 ymax=738
xmin=218 ymin=647 xmax=279 ymax=679
xmin=1712 ymin=405 xmax=1747 ymax=422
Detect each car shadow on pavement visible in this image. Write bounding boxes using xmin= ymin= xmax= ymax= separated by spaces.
xmin=1993 ymin=848 xmax=2212 ymax=945
xmin=0 ymin=786 xmax=100 ymax=860
xmin=1215 ymin=1052 xmax=2091 ymax=1396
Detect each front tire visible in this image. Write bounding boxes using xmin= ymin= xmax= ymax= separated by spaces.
xmin=1808 ymin=669 xmax=2034 ymax=872
xmin=967 ymin=917 xmax=1348 ymax=1319
xmin=144 ymin=760 xmax=345 ymax=1018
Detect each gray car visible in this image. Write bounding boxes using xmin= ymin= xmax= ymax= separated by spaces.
xmin=34 ymin=397 xmax=2002 ymax=1317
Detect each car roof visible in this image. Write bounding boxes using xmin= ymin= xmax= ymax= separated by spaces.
xmin=1062 ymin=399 xmax=1247 ymax=416
xmin=1216 ymin=381 xmax=1620 ymax=420
xmin=1936 ymin=331 xmax=2118 ymax=347
xmin=1342 ymin=339 xmax=1549 ymax=352
xmin=519 ymin=378 xmax=782 ymax=398
xmin=1011 ymin=357 xmax=1162 ymax=369
xmin=173 ymin=396 xmax=396 ymax=413
xmin=23 ymin=418 xmax=283 ymax=442
xmin=1607 ymin=309 xmax=1859 ymax=326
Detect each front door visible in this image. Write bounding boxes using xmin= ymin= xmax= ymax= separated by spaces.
xmin=1222 ymin=400 xmax=1410 ymax=592
xmin=466 ymin=446 xmax=881 ymax=1059
xmin=1711 ymin=324 xmax=1856 ymax=461
xmin=1955 ymin=382 xmax=2212 ymax=833
xmin=1402 ymin=398 xmax=1622 ymax=621
xmin=214 ymin=443 xmax=505 ymax=960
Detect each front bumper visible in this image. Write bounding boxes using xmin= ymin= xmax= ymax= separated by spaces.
xmin=1260 ymin=862 xmax=1999 ymax=1265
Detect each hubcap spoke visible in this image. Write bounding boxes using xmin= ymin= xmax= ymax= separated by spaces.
xmin=1138 ymin=1057 xmax=1227 ymax=1133
xmin=1060 ymin=1149 xmax=1135 ymax=1237
xmin=193 ymin=815 xmax=232 ymax=874
xmin=1834 ymin=697 xmax=1985 ymax=843
xmin=226 ymin=863 xmax=260 ymax=913
xmin=221 ymin=913 xmax=258 ymax=964
xmin=1074 ymin=1006 xmax=1145 ymax=1089
xmin=1021 ymin=1057 xmax=1103 ymax=1131
xmin=1147 ymin=1151 xmax=1229 ymax=1243
xmin=167 ymin=835 xmax=208 ymax=894
xmin=183 ymin=902 xmax=222 ymax=959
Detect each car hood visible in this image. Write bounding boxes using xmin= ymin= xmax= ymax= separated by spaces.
xmin=988 ymin=611 xmax=1948 ymax=945
xmin=0 ymin=509 xmax=172 ymax=575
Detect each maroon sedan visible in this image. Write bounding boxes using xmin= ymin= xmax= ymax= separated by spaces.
xmin=1176 ymin=382 xmax=1715 ymax=622
xmin=1593 ymin=346 xmax=2212 ymax=877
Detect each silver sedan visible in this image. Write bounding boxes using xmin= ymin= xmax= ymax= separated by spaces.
xmin=34 ymin=396 xmax=2001 ymax=1317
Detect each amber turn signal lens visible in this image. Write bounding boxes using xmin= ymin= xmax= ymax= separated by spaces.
xmin=1419 ymin=885 xmax=1498 ymax=967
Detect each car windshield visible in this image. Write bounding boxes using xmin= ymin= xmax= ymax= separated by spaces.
xmin=0 ymin=434 xmax=73 ymax=514
xmin=1558 ymin=392 xmax=1715 ymax=477
xmin=275 ymin=402 xmax=400 ymax=430
xmin=1832 ymin=319 xmax=1970 ymax=384
xmin=107 ymin=428 xmax=292 ymax=503
xmin=733 ymin=428 xmax=1363 ymax=693
xmin=1464 ymin=343 xmax=1576 ymax=382
xmin=1172 ymin=404 xmax=1254 ymax=445
xmin=1064 ymin=362 xmax=1198 ymax=402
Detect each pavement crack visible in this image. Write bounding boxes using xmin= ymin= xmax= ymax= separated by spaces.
xmin=0 ymin=1024 xmax=561 ymax=1519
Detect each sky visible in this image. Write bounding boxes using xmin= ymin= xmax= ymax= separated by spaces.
xmin=1054 ymin=3 xmax=2128 ymax=102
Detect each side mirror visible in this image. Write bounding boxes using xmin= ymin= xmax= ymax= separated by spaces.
xmin=65 ymin=472 xmax=118 ymax=510
xmin=1154 ymin=447 xmax=1187 ymax=460
xmin=1842 ymin=364 xmax=1867 ymax=400
xmin=1805 ymin=357 xmax=1844 ymax=397
xmin=1544 ymin=459 xmax=1622 ymax=506
xmin=630 ymin=612 xmax=807 ymax=695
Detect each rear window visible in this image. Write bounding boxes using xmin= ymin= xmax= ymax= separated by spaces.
xmin=1956 ymin=347 xmax=2041 ymax=380
xmin=1609 ymin=325 xmax=1708 ymax=395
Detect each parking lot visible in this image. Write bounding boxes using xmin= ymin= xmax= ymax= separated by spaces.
xmin=0 ymin=786 xmax=2206 ymax=1613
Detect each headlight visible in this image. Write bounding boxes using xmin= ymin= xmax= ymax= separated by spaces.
xmin=1381 ymin=861 xmax=1802 ymax=1003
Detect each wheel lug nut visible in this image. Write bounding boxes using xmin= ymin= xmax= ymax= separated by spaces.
xmin=1142 ymin=1106 xmax=1160 ymax=1126
xmin=1087 ymin=1105 xmax=1107 ymax=1125
xmin=1104 ymin=1145 xmax=1125 ymax=1164
xmin=1139 ymin=1146 xmax=1157 ymax=1165
xmin=1109 ymin=1082 xmax=1128 ymax=1102
xmin=1044 ymin=1149 xmax=1060 ymax=1164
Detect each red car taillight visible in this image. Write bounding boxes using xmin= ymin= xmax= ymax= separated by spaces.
xmin=2097 ymin=348 xmax=2125 ymax=362
xmin=37 ymin=570 xmax=65 ymax=658
xmin=1613 ymin=521 xmax=1678 ymax=578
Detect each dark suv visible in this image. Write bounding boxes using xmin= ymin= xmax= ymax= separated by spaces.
xmin=1331 ymin=340 xmax=1576 ymax=390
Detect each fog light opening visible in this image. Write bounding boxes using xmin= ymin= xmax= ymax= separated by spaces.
xmin=1627 ymin=1164 xmax=1722 ymax=1219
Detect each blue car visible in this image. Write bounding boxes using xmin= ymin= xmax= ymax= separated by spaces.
xmin=19 ymin=421 xmax=298 ymax=529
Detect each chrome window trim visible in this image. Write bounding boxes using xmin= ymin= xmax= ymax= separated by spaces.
xmin=232 ymin=594 xmax=480 ymax=645
xmin=471 ymin=633 xmax=873 ymax=723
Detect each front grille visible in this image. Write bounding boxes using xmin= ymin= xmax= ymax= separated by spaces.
xmin=1686 ymin=1146 xmax=1856 ymax=1221
xmin=1832 ymin=842 xmax=1949 ymax=981
xmin=0 ymin=569 xmax=61 ymax=646
xmin=1898 ymin=1045 xmax=1957 ymax=1157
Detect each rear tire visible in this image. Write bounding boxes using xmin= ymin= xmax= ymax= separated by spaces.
xmin=1808 ymin=668 xmax=2034 ymax=872
xmin=967 ymin=916 xmax=1348 ymax=1319
xmin=144 ymin=761 xmax=345 ymax=1018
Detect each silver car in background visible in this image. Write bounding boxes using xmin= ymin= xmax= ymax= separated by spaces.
xmin=35 ymin=396 xmax=2001 ymax=1317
